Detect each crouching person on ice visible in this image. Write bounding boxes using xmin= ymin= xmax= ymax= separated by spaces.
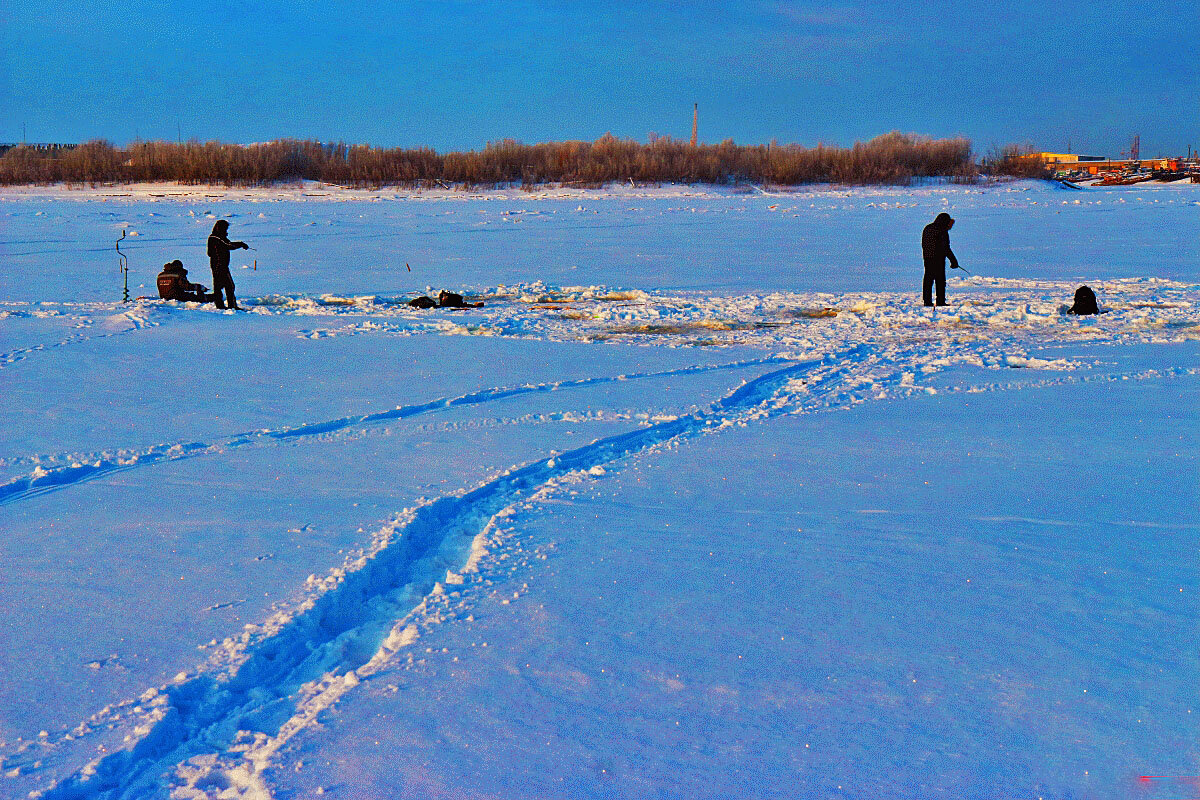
xmin=156 ymin=260 xmax=212 ymax=303
xmin=1067 ymin=285 xmax=1100 ymax=315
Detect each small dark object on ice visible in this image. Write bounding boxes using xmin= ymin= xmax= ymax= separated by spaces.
xmin=1068 ymin=285 xmax=1099 ymax=315
xmin=408 ymin=291 xmax=484 ymax=309
xmin=437 ymin=290 xmax=483 ymax=309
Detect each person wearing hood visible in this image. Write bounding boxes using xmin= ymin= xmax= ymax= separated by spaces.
xmin=156 ymin=260 xmax=210 ymax=303
xmin=207 ymin=219 xmax=249 ymax=310
xmin=920 ymin=212 xmax=961 ymax=307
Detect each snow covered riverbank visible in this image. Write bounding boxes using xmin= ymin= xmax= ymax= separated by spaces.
xmin=1 ymin=181 xmax=1197 ymax=799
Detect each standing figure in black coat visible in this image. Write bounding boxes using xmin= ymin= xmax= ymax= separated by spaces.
xmin=920 ymin=212 xmax=960 ymax=307
xmin=207 ymin=219 xmax=249 ymax=310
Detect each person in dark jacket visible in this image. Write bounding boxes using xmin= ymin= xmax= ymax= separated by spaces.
xmin=156 ymin=260 xmax=211 ymax=302
xmin=207 ymin=219 xmax=249 ymax=310
xmin=920 ymin=212 xmax=961 ymax=306
xmin=1067 ymin=285 xmax=1100 ymax=315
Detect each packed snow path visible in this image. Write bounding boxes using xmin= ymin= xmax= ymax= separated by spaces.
xmin=0 ymin=355 xmax=790 ymax=507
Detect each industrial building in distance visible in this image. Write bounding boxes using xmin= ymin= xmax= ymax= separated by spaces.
xmin=1033 ymin=151 xmax=1189 ymax=173
xmin=1028 ymin=148 xmax=1199 ymax=184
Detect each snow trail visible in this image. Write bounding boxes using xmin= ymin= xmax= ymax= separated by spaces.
xmin=0 ymin=307 xmax=157 ymax=368
xmin=7 ymin=325 xmax=1199 ymax=798
xmin=0 ymin=356 xmax=784 ymax=506
xmin=26 ymin=345 xmax=888 ymax=800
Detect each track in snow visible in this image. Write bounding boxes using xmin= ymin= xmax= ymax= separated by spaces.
xmin=5 ymin=279 xmax=1200 ymax=798
xmin=28 ymin=346 xmax=879 ymax=800
xmin=0 ymin=356 xmax=784 ymax=507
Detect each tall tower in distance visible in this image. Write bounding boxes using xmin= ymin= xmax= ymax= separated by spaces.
xmin=1130 ymin=134 xmax=1140 ymax=161
xmin=691 ymin=104 xmax=698 ymax=147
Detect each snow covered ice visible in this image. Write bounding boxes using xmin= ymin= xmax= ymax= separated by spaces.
xmin=1 ymin=179 xmax=1198 ymax=799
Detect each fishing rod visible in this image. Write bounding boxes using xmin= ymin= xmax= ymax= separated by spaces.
xmin=952 ymin=264 xmax=971 ymax=276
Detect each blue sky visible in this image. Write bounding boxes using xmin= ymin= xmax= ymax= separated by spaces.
xmin=2 ymin=0 xmax=1196 ymax=157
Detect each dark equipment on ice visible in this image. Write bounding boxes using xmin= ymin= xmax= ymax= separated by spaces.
xmin=437 ymin=290 xmax=483 ymax=309
xmin=117 ymin=230 xmax=130 ymax=303
xmin=1068 ymin=285 xmax=1099 ymax=315
xmin=407 ymin=291 xmax=484 ymax=310
xmin=157 ymin=260 xmax=211 ymax=303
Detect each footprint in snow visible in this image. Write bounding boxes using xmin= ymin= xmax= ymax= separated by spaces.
xmin=84 ymin=654 xmax=125 ymax=671
xmin=204 ymin=599 xmax=247 ymax=612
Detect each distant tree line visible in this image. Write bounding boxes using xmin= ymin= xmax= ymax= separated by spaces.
xmin=0 ymin=132 xmax=981 ymax=188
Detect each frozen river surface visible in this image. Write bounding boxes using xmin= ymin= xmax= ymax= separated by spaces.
xmin=0 ymin=180 xmax=1198 ymax=799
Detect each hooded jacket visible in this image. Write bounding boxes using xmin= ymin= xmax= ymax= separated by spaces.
xmin=207 ymin=220 xmax=246 ymax=271
xmin=921 ymin=213 xmax=958 ymax=270
xmin=157 ymin=261 xmax=204 ymax=300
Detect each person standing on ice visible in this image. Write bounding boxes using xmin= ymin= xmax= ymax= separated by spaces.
xmin=207 ymin=219 xmax=250 ymax=310
xmin=920 ymin=212 xmax=961 ymax=306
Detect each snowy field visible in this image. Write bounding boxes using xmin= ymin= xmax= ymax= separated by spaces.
xmin=1 ymin=179 xmax=1198 ymax=800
